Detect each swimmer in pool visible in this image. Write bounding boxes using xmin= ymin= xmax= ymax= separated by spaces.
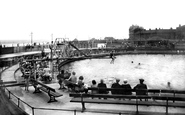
xmin=135 ymin=63 xmax=142 ymax=69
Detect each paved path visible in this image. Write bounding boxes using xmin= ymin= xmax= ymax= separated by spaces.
xmin=0 ymin=49 xmax=50 ymax=59
xmin=0 ymin=65 xmax=28 ymax=115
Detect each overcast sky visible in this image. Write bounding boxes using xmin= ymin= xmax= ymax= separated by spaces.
xmin=0 ymin=0 xmax=185 ymax=42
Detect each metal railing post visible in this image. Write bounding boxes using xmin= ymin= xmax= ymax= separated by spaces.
xmin=18 ymin=98 xmax=20 ymax=107
xmin=74 ymin=110 xmax=76 ymax=115
xmin=8 ymin=91 xmax=11 ymax=99
xmin=32 ymin=107 xmax=35 ymax=115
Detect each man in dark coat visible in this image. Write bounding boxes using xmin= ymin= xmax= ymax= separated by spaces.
xmin=111 ymin=78 xmax=121 ymax=95
xmin=97 ymin=79 xmax=108 ymax=94
xmin=121 ymin=79 xmax=132 ymax=95
xmin=134 ymin=78 xmax=147 ymax=101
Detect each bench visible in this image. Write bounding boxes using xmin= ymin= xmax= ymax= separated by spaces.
xmin=88 ymin=87 xmax=185 ymax=99
xmin=69 ymin=93 xmax=185 ymax=114
xmin=148 ymin=89 xmax=185 ymax=102
xmin=32 ymin=80 xmax=63 ymax=103
xmin=88 ymin=87 xmax=147 ymax=100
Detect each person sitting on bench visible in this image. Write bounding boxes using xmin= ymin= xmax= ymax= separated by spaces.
xmin=65 ymin=72 xmax=77 ymax=91
xmin=75 ymin=76 xmax=88 ymax=93
xmin=133 ymin=78 xmax=147 ymax=101
xmin=91 ymin=80 xmax=98 ymax=94
xmin=111 ymin=78 xmax=121 ymax=95
xmin=64 ymin=71 xmax=71 ymax=79
xmin=121 ymin=79 xmax=132 ymax=95
xmin=98 ymin=79 xmax=108 ymax=94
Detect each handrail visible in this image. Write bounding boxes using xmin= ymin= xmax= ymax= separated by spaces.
xmin=88 ymin=87 xmax=185 ymax=96
xmin=5 ymin=88 xmax=33 ymax=108
xmin=4 ymin=87 xmax=125 ymax=115
xmin=71 ymin=93 xmax=185 ymax=115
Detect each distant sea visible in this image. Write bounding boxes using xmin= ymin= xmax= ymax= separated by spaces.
xmin=0 ymin=40 xmax=50 ymax=47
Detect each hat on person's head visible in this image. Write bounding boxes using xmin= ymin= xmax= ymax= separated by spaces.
xmin=116 ymin=78 xmax=120 ymax=82
xmin=79 ymin=76 xmax=84 ymax=80
xmin=61 ymin=70 xmax=64 ymax=74
xmin=139 ymin=78 xmax=144 ymax=82
xmin=123 ymin=79 xmax=128 ymax=83
xmin=72 ymin=72 xmax=76 ymax=75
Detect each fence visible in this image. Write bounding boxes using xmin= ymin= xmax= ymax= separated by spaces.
xmin=3 ymin=87 xmax=125 ymax=115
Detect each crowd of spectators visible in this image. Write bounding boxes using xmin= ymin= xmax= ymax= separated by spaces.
xmin=57 ymin=70 xmax=148 ymax=98
xmin=89 ymin=78 xmax=147 ymax=97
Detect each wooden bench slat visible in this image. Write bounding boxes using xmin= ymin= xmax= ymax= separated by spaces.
xmin=174 ymin=90 xmax=185 ymax=94
xmin=38 ymin=83 xmax=55 ymax=92
xmin=88 ymin=88 xmax=185 ymax=95
xmin=70 ymin=98 xmax=137 ymax=105
xmin=39 ymin=86 xmax=62 ymax=97
xmin=32 ymin=80 xmax=63 ymax=103
xmin=50 ymin=91 xmax=63 ymax=97
xmin=160 ymin=90 xmax=174 ymax=93
xmin=69 ymin=93 xmax=185 ymax=101
xmin=70 ymin=97 xmax=185 ymax=108
xmin=69 ymin=93 xmax=151 ymax=99
xmin=148 ymin=89 xmax=160 ymax=93
xmin=153 ymin=96 xmax=185 ymax=101
xmin=39 ymin=87 xmax=48 ymax=92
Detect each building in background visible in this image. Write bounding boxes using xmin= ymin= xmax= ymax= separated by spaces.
xmin=128 ymin=25 xmax=185 ymax=49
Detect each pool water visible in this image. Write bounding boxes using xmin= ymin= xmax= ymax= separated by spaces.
xmin=63 ymin=55 xmax=185 ymax=90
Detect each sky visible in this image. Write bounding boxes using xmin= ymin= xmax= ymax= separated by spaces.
xmin=0 ymin=0 xmax=185 ymax=42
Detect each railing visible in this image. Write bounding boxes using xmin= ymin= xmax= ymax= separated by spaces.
xmin=4 ymin=86 xmax=185 ymax=115
xmin=4 ymin=87 xmax=33 ymax=115
xmin=3 ymin=87 xmax=125 ymax=115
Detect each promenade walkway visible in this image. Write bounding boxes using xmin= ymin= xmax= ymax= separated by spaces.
xmin=0 ymin=49 xmax=50 ymax=59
